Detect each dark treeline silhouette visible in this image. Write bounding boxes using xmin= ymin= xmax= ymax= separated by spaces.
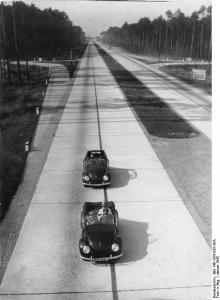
xmin=101 ymin=6 xmax=211 ymax=61
xmin=0 ymin=1 xmax=86 ymax=61
xmin=0 ymin=1 xmax=86 ymax=84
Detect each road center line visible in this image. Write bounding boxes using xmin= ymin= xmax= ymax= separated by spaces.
xmin=91 ymin=44 xmax=119 ymax=300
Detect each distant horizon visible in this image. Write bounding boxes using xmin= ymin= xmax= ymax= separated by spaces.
xmin=21 ymin=0 xmax=212 ymax=36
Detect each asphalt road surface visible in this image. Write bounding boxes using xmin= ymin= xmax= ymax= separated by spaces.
xmin=0 ymin=43 xmax=211 ymax=299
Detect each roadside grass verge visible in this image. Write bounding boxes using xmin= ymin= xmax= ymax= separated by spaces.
xmin=0 ymin=65 xmax=49 ymax=219
xmin=0 ymin=49 xmax=87 ymax=221
xmin=132 ymin=56 xmax=211 ymax=94
xmin=160 ymin=64 xmax=212 ymax=94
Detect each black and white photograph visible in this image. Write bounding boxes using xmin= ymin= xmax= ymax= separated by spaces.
xmin=0 ymin=0 xmax=215 ymax=299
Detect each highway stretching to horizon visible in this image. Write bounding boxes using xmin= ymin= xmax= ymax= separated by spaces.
xmin=0 ymin=42 xmax=212 ymax=300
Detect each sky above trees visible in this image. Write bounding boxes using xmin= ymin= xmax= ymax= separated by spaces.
xmin=23 ymin=0 xmax=212 ymax=36
xmin=101 ymin=6 xmax=211 ymax=60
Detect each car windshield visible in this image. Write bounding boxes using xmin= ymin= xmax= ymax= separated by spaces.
xmin=85 ymin=213 xmax=114 ymax=226
xmin=98 ymin=159 xmax=107 ymax=167
xmin=87 ymin=158 xmax=106 ymax=167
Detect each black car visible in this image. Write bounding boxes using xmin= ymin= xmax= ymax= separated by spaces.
xmin=79 ymin=202 xmax=123 ymax=262
xmin=82 ymin=150 xmax=111 ymax=187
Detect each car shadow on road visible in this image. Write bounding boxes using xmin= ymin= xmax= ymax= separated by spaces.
xmin=116 ymin=219 xmax=155 ymax=264
xmin=109 ymin=167 xmax=137 ymax=188
xmin=95 ymin=219 xmax=153 ymax=266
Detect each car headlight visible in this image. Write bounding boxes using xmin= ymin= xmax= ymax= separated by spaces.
xmin=84 ymin=175 xmax=89 ymax=181
xmin=103 ymin=175 xmax=108 ymax=181
xmin=82 ymin=245 xmax=90 ymax=254
xmin=111 ymin=243 xmax=119 ymax=252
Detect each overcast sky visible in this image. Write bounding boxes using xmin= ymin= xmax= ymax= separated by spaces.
xmin=23 ymin=0 xmax=212 ymax=36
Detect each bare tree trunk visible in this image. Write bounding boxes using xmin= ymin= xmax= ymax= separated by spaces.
xmin=165 ymin=23 xmax=168 ymax=58
xmin=12 ymin=1 xmax=22 ymax=84
xmin=158 ymin=26 xmax=162 ymax=59
xmin=0 ymin=1 xmax=6 ymax=78
xmin=0 ymin=56 xmax=2 ymax=78
xmin=208 ymin=35 xmax=212 ymax=73
xmin=25 ymin=60 xmax=29 ymax=81
xmin=6 ymin=59 xmax=12 ymax=84
xmin=2 ymin=55 xmax=6 ymax=76
xmin=200 ymin=21 xmax=204 ymax=59
xmin=190 ymin=21 xmax=196 ymax=57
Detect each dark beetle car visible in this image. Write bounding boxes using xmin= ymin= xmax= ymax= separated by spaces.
xmin=79 ymin=202 xmax=123 ymax=262
xmin=82 ymin=150 xmax=111 ymax=187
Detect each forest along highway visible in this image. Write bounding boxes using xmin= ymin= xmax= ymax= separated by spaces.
xmin=0 ymin=42 xmax=211 ymax=299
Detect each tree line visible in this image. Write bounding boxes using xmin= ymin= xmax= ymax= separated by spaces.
xmin=0 ymin=1 xmax=86 ymax=83
xmin=101 ymin=5 xmax=211 ymax=61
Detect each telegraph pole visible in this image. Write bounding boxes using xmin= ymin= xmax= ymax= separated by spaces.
xmin=0 ymin=4 xmax=3 ymax=78
xmin=0 ymin=1 xmax=7 ymax=78
xmin=12 ymin=1 xmax=22 ymax=84
xmin=1 ymin=1 xmax=11 ymax=84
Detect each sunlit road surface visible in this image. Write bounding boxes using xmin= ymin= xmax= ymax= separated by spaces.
xmin=0 ymin=43 xmax=211 ymax=299
xmin=103 ymin=44 xmax=211 ymax=140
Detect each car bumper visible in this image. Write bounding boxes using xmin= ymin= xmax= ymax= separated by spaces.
xmin=83 ymin=182 xmax=110 ymax=187
xmin=80 ymin=253 xmax=123 ymax=262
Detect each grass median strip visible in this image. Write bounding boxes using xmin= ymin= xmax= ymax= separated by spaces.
xmin=95 ymin=44 xmax=198 ymax=139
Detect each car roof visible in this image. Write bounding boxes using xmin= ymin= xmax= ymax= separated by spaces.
xmin=87 ymin=150 xmax=105 ymax=155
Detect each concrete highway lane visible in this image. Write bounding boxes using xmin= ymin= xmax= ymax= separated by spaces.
xmin=102 ymin=44 xmax=211 ymax=140
xmin=0 ymin=43 xmax=211 ymax=299
xmin=95 ymin=43 xmax=211 ymax=245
